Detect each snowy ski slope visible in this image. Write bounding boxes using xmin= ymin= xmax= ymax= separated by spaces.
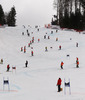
xmin=0 ymin=26 xmax=85 ymax=100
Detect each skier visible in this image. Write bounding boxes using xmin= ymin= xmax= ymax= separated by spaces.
xmin=45 ymin=47 xmax=48 ymax=52
xmin=32 ymin=37 xmax=34 ymax=40
xmin=30 ymin=41 xmax=32 ymax=44
xmin=32 ymin=39 xmax=34 ymax=43
xmin=56 ymin=30 xmax=58 ymax=32
xmin=57 ymin=78 xmax=62 ymax=92
xmin=38 ymin=39 xmax=40 ymax=42
xmin=59 ymin=45 xmax=61 ymax=50
xmin=21 ymin=47 xmax=23 ymax=51
xmin=60 ymin=61 xmax=64 ymax=69
xmin=70 ymin=38 xmax=72 ymax=40
xmin=44 ymin=35 xmax=46 ymax=39
xmin=76 ymin=60 xmax=79 ymax=68
xmin=31 ymin=51 xmax=34 ymax=56
xmin=25 ymin=60 xmax=28 ymax=67
xmin=28 ymin=43 xmax=30 ymax=47
xmin=27 ymin=29 xmax=28 ymax=33
xmin=22 ymin=32 xmax=24 ymax=35
xmin=76 ymin=57 xmax=78 ymax=63
xmin=23 ymin=25 xmax=25 ymax=28
xmin=32 ymin=37 xmax=34 ymax=43
xmin=56 ymin=38 xmax=58 ymax=41
xmin=76 ymin=42 xmax=78 ymax=47
xmin=48 ymin=36 xmax=50 ymax=39
xmin=7 ymin=64 xmax=10 ymax=72
xmin=37 ymin=28 xmax=39 ymax=31
xmin=27 ymin=33 xmax=30 ymax=36
xmin=51 ymin=31 xmax=53 ymax=34
xmin=24 ymin=46 xmax=26 ymax=53
xmin=0 ymin=58 xmax=3 ymax=64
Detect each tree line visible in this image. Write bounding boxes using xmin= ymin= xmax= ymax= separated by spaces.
xmin=0 ymin=4 xmax=16 ymax=26
xmin=52 ymin=0 xmax=85 ymax=30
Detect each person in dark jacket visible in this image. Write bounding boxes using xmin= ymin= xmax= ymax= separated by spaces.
xmin=76 ymin=42 xmax=78 ymax=47
xmin=57 ymin=78 xmax=62 ymax=92
xmin=25 ymin=60 xmax=28 ymax=67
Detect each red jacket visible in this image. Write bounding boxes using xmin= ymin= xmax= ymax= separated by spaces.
xmin=61 ymin=62 xmax=64 ymax=66
xmin=76 ymin=57 xmax=78 ymax=61
xmin=57 ymin=78 xmax=62 ymax=85
xmin=31 ymin=51 xmax=33 ymax=54
xmin=7 ymin=64 xmax=10 ymax=69
xmin=77 ymin=61 xmax=79 ymax=65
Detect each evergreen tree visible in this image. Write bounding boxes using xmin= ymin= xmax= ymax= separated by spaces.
xmin=82 ymin=11 xmax=85 ymax=29
xmin=4 ymin=12 xmax=8 ymax=24
xmin=7 ymin=6 xmax=16 ymax=26
xmin=69 ymin=12 xmax=75 ymax=29
xmin=80 ymin=0 xmax=85 ymax=9
xmin=0 ymin=5 xmax=5 ymax=25
xmin=53 ymin=0 xmax=85 ymax=30
xmin=63 ymin=9 xmax=70 ymax=28
xmin=75 ymin=8 xmax=82 ymax=29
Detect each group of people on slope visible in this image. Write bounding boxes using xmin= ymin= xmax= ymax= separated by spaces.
xmin=6 ymin=60 xmax=29 ymax=72
xmin=60 ymin=57 xmax=79 ymax=69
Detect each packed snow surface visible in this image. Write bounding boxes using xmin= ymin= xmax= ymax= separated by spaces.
xmin=0 ymin=26 xmax=85 ymax=100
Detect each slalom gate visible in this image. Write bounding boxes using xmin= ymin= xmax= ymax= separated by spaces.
xmin=64 ymin=78 xmax=71 ymax=95
xmin=3 ymin=77 xmax=10 ymax=91
xmin=12 ymin=67 xmax=16 ymax=73
xmin=0 ymin=77 xmax=18 ymax=92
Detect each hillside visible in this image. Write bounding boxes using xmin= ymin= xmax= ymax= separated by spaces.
xmin=0 ymin=26 xmax=85 ymax=100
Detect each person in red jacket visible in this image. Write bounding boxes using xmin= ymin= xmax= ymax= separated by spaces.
xmin=76 ymin=60 xmax=79 ymax=68
xmin=76 ymin=57 xmax=78 ymax=61
xmin=7 ymin=64 xmax=10 ymax=72
xmin=24 ymin=46 xmax=26 ymax=53
xmin=31 ymin=51 xmax=34 ymax=56
xmin=57 ymin=78 xmax=62 ymax=92
xmin=38 ymin=39 xmax=40 ymax=42
xmin=61 ymin=61 xmax=64 ymax=69
xmin=76 ymin=57 xmax=79 ymax=68
xmin=59 ymin=45 xmax=61 ymax=50
xmin=21 ymin=47 xmax=23 ymax=51
xmin=76 ymin=57 xmax=78 ymax=64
